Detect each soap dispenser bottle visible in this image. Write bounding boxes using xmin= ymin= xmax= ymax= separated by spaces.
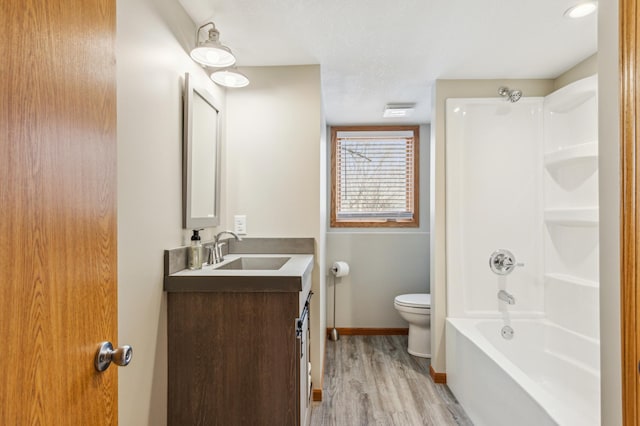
xmin=188 ymin=229 xmax=203 ymax=270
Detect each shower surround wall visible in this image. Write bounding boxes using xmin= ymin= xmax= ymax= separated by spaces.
xmin=444 ymin=75 xmax=599 ymax=425
xmin=542 ymin=76 xmax=599 ymax=339
xmin=445 ymin=98 xmax=544 ymax=317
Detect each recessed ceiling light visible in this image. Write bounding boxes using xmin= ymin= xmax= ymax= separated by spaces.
xmin=563 ymin=1 xmax=597 ymax=18
xmin=383 ymin=104 xmax=415 ymax=118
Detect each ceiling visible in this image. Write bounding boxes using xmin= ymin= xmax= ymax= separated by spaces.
xmin=177 ymin=0 xmax=597 ymax=125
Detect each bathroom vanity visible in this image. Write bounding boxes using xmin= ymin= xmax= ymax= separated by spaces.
xmin=164 ymin=238 xmax=314 ymax=426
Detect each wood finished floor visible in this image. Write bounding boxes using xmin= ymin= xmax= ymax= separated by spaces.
xmin=311 ymin=335 xmax=473 ymax=426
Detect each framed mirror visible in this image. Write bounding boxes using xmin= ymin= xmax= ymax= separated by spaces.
xmin=183 ymin=72 xmax=221 ymax=229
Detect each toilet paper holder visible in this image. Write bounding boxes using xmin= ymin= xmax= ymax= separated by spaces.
xmin=329 ymin=261 xmax=349 ymax=341
xmin=331 ymin=261 xmax=350 ymax=277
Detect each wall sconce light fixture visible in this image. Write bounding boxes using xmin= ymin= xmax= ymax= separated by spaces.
xmin=190 ymin=22 xmax=236 ymax=68
xmin=210 ymin=67 xmax=250 ymax=88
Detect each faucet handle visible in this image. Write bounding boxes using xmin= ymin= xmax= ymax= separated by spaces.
xmin=489 ymin=249 xmax=523 ymax=275
xmin=502 ymin=258 xmax=525 ymax=268
xmin=207 ymin=245 xmax=215 ymax=265
xmin=214 ymin=241 xmax=227 ymax=263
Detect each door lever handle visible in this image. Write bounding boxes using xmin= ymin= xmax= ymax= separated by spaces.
xmin=95 ymin=341 xmax=133 ymax=372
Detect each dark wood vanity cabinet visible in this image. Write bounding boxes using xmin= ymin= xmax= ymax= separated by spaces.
xmin=168 ymin=289 xmax=312 ymax=426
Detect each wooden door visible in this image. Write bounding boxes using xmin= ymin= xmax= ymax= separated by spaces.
xmin=621 ymin=0 xmax=640 ymax=423
xmin=0 ymin=0 xmax=118 ymax=424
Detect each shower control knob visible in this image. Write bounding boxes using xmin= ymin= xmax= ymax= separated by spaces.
xmin=489 ymin=249 xmax=524 ymax=275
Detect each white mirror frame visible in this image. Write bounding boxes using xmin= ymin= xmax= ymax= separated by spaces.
xmin=183 ymin=72 xmax=222 ymax=229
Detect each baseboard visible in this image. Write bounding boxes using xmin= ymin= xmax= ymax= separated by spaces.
xmin=311 ymin=331 xmax=328 ymax=402
xmin=326 ymin=327 xmax=409 ymax=336
xmin=312 ymin=388 xmax=322 ymax=401
xmin=429 ymin=365 xmax=447 ymax=384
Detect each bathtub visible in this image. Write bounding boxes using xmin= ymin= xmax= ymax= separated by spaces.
xmin=446 ymin=318 xmax=600 ymax=426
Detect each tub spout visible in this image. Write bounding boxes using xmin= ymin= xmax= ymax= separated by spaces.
xmin=498 ymin=290 xmax=516 ymax=305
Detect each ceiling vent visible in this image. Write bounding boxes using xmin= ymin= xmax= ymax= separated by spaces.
xmin=383 ymin=104 xmax=416 ymax=118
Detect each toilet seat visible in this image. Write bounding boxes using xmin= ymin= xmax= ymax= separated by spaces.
xmin=394 ymin=293 xmax=431 ymax=309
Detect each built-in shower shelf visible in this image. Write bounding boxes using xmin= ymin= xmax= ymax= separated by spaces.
xmin=544 ymin=75 xmax=597 ymax=113
xmin=544 ymin=207 xmax=599 ymax=226
xmin=545 ymin=273 xmax=598 ymax=289
xmin=544 ymin=141 xmax=598 ymax=170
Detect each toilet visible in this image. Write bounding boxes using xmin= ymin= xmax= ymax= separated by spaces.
xmin=393 ymin=293 xmax=431 ymax=358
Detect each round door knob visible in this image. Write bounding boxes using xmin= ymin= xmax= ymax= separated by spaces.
xmin=95 ymin=341 xmax=133 ymax=372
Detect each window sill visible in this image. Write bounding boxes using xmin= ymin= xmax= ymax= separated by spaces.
xmin=330 ymin=219 xmax=419 ymax=228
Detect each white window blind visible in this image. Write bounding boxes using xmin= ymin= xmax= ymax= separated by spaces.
xmin=334 ymin=130 xmax=416 ymax=222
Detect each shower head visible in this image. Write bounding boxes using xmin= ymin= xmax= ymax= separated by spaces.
xmin=498 ymin=86 xmax=523 ymax=103
xmin=509 ymin=90 xmax=522 ymax=103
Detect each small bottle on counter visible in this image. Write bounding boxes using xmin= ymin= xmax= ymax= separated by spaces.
xmin=188 ymin=229 xmax=203 ymax=270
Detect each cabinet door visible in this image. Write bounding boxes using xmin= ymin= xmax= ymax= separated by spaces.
xmin=169 ymin=291 xmax=299 ymax=426
xmin=298 ymin=298 xmax=311 ymax=426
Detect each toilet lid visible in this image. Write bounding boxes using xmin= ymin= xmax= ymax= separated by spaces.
xmin=394 ymin=293 xmax=431 ymax=308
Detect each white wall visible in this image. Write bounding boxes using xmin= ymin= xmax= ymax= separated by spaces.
xmin=223 ymin=65 xmax=325 ymax=390
xmin=318 ymin=119 xmax=328 ymax=384
xmin=116 ymin=0 xmax=225 ymax=424
xmin=326 ymin=233 xmax=430 ymax=327
xmin=554 ymin=54 xmax=597 ymax=91
xmin=325 ymin=125 xmax=430 ymax=329
xmin=598 ymin=0 xmax=622 ymax=423
xmin=222 ymin=66 xmax=321 ymax=237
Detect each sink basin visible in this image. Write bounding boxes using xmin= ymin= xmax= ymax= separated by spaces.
xmin=215 ymin=256 xmax=291 ymax=271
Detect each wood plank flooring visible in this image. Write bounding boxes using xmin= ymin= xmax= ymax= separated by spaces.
xmin=311 ymin=335 xmax=473 ymax=426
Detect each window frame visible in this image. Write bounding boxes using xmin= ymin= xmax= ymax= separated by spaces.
xmin=330 ymin=125 xmax=420 ymax=228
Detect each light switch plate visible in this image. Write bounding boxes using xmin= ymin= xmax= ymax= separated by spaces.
xmin=234 ymin=215 xmax=247 ymax=235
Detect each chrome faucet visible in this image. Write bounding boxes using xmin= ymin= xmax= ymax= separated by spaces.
xmin=211 ymin=231 xmax=242 ymax=264
xmin=498 ymin=290 xmax=516 ymax=305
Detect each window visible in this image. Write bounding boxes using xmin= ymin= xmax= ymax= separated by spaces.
xmin=331 ymin=126 xmax=419 ymax=228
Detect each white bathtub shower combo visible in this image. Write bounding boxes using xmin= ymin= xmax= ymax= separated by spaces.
xmin=444 ymin=76 xmax=599 ymax=425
